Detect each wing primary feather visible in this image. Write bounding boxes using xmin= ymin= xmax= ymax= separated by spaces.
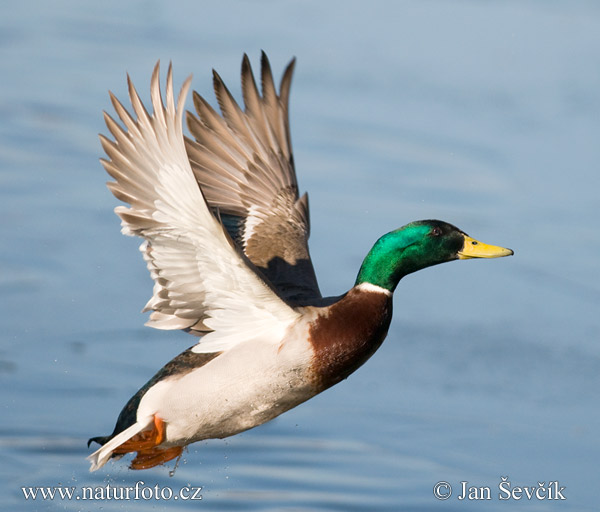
xmin=212 ymin=70 xmax=247 ymax=131
xmin=278 ymin=57 xmax=296 ymax=167
xmin=126 ymin=74 xmax=152 ymax=130
xmin=259 ymin=51 xmax=277 ymax=112
xmin=150 ymin=63 xmax=166 ymax=129
xmin=241 ymin=53 xmax=261 ymax=116
xmin=109 ymin=92 xmax=143 ymax=141
xmin=241 ymin=53 xmax=272 ymax=149
xmin=278 ymin=57 xmax=296 ymax=115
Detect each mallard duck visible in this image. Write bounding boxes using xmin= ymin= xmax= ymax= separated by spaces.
xmin=87 ymin=53 xmax=513 ymax=471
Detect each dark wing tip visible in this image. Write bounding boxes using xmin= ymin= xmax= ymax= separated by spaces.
xmin=242 ymin=53 xmax=251 ymax=70
xmin=280 ymin=57 xmax=296 ymax=107
xmin=260 ymin=51 xmax=276 ymax=97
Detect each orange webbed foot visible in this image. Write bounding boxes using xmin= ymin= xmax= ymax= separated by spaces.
xmin=130 ymin=446 xmax=184 ymax=470
xmin=112 ymin=415 xmax=184 ymax=469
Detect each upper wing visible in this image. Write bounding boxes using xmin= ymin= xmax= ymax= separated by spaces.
xmin=184 ymin=52 xmax=321 ymax=303
xmin=100 ymin=62 xmax=301 ymax=351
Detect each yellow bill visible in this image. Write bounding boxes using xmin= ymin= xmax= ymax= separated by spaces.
xmin=458 ymin=235 xmax=514 ymax=259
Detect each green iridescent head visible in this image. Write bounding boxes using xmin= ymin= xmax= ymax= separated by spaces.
xmin=355 ymin=220 xmax=513 ymax=292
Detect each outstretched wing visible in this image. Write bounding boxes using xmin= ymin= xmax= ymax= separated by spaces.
xmin=185 ymin=52 xmax=321 ymax=303
xmin=101 ymin=62 xmax=300 ymax=351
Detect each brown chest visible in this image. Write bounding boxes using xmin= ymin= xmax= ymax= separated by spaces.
xmin=308 ymin=288 xmax=393 ymax=391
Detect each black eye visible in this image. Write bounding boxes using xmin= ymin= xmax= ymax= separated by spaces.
xmin=432 ymin=227 xmax=442 ymax=236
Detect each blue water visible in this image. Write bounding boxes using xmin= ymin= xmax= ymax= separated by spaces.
xmin=2 ymin=1 xmax=599 ymax=510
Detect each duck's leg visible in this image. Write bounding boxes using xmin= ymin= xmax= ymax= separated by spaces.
xmin=112 ymin=414 xmax=166 ymax=454
xmin=110 ymin=414 xmax=183 ymax=469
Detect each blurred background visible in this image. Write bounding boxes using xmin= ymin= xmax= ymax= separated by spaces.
xmin=1 ymin=1 xmax=599 ymax=510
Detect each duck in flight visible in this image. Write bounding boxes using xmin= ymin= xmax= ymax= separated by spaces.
xmin=87 ymin=53 xmax=513 ymax=471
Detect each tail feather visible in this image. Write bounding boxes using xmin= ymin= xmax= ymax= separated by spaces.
xmin=87 ymin=417 xmax=153 ymax=472
xmin=87 ymin=435 xmax=111 ymax=448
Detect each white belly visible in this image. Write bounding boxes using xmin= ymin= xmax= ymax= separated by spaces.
xmin=136 ymin=331 xmax=315 ymax=445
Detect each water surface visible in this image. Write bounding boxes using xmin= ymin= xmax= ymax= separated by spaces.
xmin=1 ymin=1 xmax=599 ymax=510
